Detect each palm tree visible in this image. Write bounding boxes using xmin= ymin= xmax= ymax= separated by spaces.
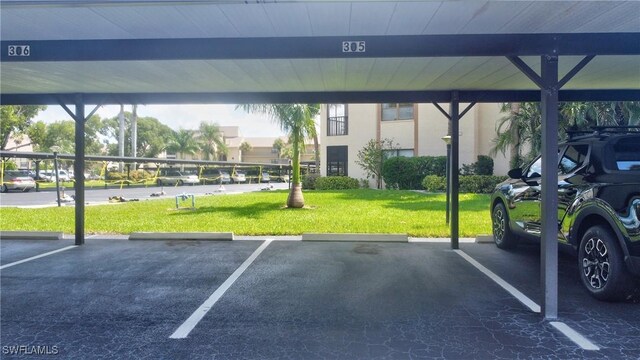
xmin=491 ymin=102 xmax=542 ymax=168
xmin=238 ymin=104 xmax=319 ymax=208
xmin=167 ymin=129 xmax=199 ymax=160
xmin=198 ymin=122 xmax=227 ymax=160
xmin=492 ymin=101 xmax=640 ymax=168
xmin=239 ymin=141 xmax=252 ymax=161
xmin=561 ymin=101 xmax=640 ymax=128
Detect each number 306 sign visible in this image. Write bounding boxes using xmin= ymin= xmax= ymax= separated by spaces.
xmin=342 ymin=41 xmax=365 ymax=53
xmin=8 ymin=45 xmax=30 ymax=56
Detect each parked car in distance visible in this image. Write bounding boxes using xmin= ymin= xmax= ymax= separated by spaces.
xmin=51 ymin=170 xmax=71 ymax=182
xmin=35 ymin=170 xmax=51 ymax=182
xmin=1 ymin=170 xmax=36 ymax=192
xmin=490 ymin=128 xmax=640 ymax=301
xmin=38 ymin=169 xmax=71 ymax=182
xmin=231 ymin=171 xmax=246 ymax=184
xmin=260 ymin=172 xmax=271 ymax=183
xmin=201 ymin=169 xmax=231 ymax=184
xmin=156 ymin=169 xmax=199 ymax=186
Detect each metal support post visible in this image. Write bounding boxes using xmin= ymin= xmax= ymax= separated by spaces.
xmin=53 ymin=151 xmax=61 ymax=207
xmin=445 ymin=143 xmax=451 ymax=225
xmin=74 ymin=95 xmax=86 ymax=246
xmin=540 ymin=55 xmax=559 ymax=320
xmin=35 ymin=160 xmax=40 ymax=192
xmin=450 ymin=92 xmax=460 ymax=250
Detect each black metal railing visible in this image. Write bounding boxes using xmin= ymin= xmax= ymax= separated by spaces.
xmin=327 ymin=116 xmax=348 ymax=136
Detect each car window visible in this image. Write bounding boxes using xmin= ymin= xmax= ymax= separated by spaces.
xmin=559 ymin=145 xmax=589 ymax=174
xmin=613 ymin=137 xmax=640 ymax=171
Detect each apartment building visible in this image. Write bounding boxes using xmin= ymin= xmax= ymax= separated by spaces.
xmin=167 ymin=125 xmax=315 ymax=165
xmin=320 ymin=103 xmax=512 ymax=187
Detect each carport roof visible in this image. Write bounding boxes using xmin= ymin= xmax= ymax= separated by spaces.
xmin=1 ymin=0 xmax=639 ymax=104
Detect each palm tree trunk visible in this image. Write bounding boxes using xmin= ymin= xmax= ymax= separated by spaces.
xmin=287 ymin=130 xmax=304 ymax=208
xmin=313 ymin=132 xmax=320 ymax=173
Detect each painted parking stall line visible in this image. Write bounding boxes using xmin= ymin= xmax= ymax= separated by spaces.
xmin=170 ymin=239 xmax=273 ymax=339
xmin=0 ymin=245 xmax=78 ymax=270
xmin=456 ymin=249 xmax=600 ymax=351
xmin=454 ymin=249 xmax=541 ymax=313
xmin=550 ymin=322 xmax=600 ymax=350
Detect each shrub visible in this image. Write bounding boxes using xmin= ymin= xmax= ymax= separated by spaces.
xmin=382 ymin=156 xmax=447 ymax=190
xmin=413 ymin=156 xmax=447 ymax=177
xmin=422 ymin=175 xmax=446 ymax=192
xmin=475 ymin=155 xmax=494 ymax=175
xmin=459 ymin=175 xmax=507 ymax=193
xmin=315 ymin=176 xmax=360 ymax=190
xmin=461 ymin=155 xmax=494 ymax=176
xmin=106 ymin=171 xmax=125 ymax=181
xmin=421 ymin=175 xmax=508 ymax=194
xmin=382 ymin=156 xmax=416 ymax=189
xmin=2 ymin=160 xmax=18 ymax=171
xmin=302 ymin=173 xmax=321 ymax=190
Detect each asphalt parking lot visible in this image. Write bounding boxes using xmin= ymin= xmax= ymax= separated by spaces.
xmin=1 ymin=238 xmax=639 ymax=359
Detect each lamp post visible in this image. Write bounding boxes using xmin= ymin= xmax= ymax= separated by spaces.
xmin=441 ymin=135 xmax=452 ymax=224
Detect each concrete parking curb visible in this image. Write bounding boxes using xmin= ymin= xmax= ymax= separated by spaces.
xmin=129 ymin=232 xmax=234 ymax=241
xmin=302 ymin=233 xmax=408 ymax=242
xmin=0 ymin=231 xmax=63 ymax=240
xmin=475 ymin=234 xmax=494 ymax=243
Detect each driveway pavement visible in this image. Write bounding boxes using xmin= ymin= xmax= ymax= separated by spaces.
xmin=1 ymin=238 xmax=638 ymax=359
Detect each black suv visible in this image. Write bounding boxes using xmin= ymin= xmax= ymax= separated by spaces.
xmin=490 ymin=128 xmax=640 ymax=301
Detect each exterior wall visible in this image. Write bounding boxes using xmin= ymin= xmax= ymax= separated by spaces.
xmin=321 ymin=104 xmax=378 ymax=183
xmin=320 ymin=103 xmax=512 ymax=187
xmin=475 ymin=103 xmax=512 ymax=175
xmin=4 ymin=135 xmax=34 ymax=169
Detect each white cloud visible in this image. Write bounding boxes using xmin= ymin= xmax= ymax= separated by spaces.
xmin=34 ymin=104 xmax=286 ymax=137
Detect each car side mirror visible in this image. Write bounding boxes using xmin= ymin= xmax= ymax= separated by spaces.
xmin=507 ymin=168 xmax=523 ymax=179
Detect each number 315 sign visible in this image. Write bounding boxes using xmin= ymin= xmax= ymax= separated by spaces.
xmin=8 ymin=45 xmax=30 ymax=56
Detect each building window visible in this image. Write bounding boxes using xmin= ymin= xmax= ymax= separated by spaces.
xmin=326 ymin=145 xmax=348 ymax=176
xmin=383 ymin=149 xmax=414 ymax=159
xmin=382 ymin=103 xmax=414 ymax=121
xmin=327 ymin=104 xmax=348 ymax=136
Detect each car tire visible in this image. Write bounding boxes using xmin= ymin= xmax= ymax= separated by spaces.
xmin=178 ymin=180 xmax=184 ymax=186
xmin=492 ymin=202 xmax=518 ymax=249
xmin=578 ymin=225 xmax=633 ymax=301
xmin=1 ymin=184 xmax=8 ymax=193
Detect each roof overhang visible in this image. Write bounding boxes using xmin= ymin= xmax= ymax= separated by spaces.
xmin=1 ymin=1 xmax=639 ymax=104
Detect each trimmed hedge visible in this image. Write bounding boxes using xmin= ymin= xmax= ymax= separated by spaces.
xmin=106 ymin=170 xmax=153 ymax=182
xmin=302 ymin=173 xmax=321 ymax=190
xmin=382 ymin=156 xmax=447 ymax=190
xmin=422 ymin=175 xmax=446 ymax=192
xmin=315 ymin=176 xmax=360 ymax=190
xmin=422 ymin=175 xmax=508 ymax=194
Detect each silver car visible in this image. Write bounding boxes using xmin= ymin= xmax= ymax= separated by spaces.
xmin=2 ymin=170 xmax=36 ymax=192
xmin=156 ymin=169 xmax=199 ymax=186
xmin=231 ymin=171 xmax=246 ymax=184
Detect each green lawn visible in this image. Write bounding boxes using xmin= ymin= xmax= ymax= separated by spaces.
xmin=0 ymin=190 xmax=492 ymax=237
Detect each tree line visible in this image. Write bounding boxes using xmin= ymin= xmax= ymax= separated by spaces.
xmin=1 ymin=106 xmax=228 ymax=162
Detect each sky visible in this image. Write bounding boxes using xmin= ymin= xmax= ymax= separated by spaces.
xmin=34 ymin=104 xmax=286 ymax=138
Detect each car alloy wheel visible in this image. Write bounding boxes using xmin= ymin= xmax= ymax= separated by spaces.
xmin=492 ymin=206 xmax=505 ymax=243
xmin=581 ymin=237 xmax=610 ymax=290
